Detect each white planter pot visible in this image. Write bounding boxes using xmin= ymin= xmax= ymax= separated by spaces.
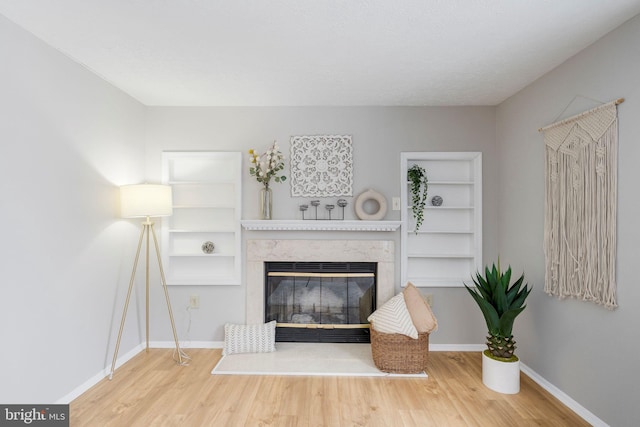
xmin=482 ymin=351 xmax=520 ymax=394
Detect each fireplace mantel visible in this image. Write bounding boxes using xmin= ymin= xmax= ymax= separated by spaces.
xmin=241 ymin=220 xmax=401 ymax=232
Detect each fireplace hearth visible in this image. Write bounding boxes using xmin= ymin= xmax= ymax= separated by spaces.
xmin=265 ymin=262 xmax=376 ymax=343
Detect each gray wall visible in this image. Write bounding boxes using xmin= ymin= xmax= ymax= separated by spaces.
xmin=144 ymin=106 xmax=498 ymax=346
xmin=0 ymin=15 xmax=146 ymax=403
xmin=496 ymin=14 xmax=640 ymax=427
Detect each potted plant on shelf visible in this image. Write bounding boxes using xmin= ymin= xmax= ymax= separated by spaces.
xmin=407 ymin=164 xmax=428 ymax=232
xmin=464 ymin=261 xmax=531 ymax=394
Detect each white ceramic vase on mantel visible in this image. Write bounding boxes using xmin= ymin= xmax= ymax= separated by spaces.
xmin=482 ymin=351 xmax=520 ymax=394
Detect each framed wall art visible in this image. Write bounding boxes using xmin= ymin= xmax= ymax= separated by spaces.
xmin=290 ymin=135 xmax=353 ymax=197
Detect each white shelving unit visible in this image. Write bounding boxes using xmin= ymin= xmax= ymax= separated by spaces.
xmin=161 ymin=151 xmax=242 ymax=285
xmin=400 ymin=152 xmax=482 ymax=287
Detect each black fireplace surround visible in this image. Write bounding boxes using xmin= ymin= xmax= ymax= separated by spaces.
xmin=264 ymin=262 xmax=377 ymax=343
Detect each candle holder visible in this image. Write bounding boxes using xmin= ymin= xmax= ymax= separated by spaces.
xmin=337 ymin=199 xmax=348 ymax=220
xmin=299 ymin=204 xmax=309 ymax=220
xmin=325 ymin=204 xmax=335 ymax=220
xmin=298 ymin=199 xmax=349 ymax=220
xmin=310 ymin=200 xmax=321 ymax=220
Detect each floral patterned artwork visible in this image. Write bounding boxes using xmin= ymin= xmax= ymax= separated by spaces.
xmin=290 ymin=135 xmax=353 ymax=197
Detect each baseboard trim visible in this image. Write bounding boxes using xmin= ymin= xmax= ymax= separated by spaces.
xmin=56 ymin=343 xmax=145 ymax=404
xmin=429 ymin=343 xmax=485 ymax=352
xmin=520 ymin=363 xmax=608 ymax=427
xmin=149 ymin=340 xmax=224 ymax=349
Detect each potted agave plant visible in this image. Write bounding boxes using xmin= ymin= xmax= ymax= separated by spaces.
xmin=464 ymin=261 xmax=531 ymax=394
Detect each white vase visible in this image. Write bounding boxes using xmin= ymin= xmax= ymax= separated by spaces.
xmin=482 ymin=351 xmax=520 ymax=394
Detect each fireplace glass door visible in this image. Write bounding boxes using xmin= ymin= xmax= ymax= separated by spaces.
xmin=265 ymin=262 xmax=376 ymax=342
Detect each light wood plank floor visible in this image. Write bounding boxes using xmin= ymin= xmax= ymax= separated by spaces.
xmin=71 ymin=349 xmax=588 ymax=426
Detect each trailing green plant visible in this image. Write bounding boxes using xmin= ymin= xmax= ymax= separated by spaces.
xmin=407 ymin=164 xmax=428 ymax=232
xmin=464 ymin=261 xmax=531 ymax=360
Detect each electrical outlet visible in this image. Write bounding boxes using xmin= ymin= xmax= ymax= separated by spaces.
xmin=189 ymin=295 xmax=200 ymax=309
xmin=424 ymin=294 xmax=433 ymax=307
xmin=392 ymin=197 xmax=401 ymax=211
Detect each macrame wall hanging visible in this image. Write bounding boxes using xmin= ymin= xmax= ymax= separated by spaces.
xmin=539 ymin=98 xmax=623 ymax=310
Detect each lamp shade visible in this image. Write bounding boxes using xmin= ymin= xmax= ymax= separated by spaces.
xmin=120 ymin=184 xmax=173 ymax=218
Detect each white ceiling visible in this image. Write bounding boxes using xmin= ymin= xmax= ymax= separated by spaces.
xmin=2 ymin=1 xmax=640 ymax=106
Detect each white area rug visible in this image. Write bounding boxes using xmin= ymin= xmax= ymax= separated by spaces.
xmin=211 ymin=342 xmax=427 ymax=378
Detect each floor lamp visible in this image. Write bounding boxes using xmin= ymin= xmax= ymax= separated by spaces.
xmin=109 ymin=184 xmax=184 ymax=380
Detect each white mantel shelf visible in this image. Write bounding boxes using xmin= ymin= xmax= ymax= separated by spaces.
xmin=241 ymin=220 xmax=402 ymax=232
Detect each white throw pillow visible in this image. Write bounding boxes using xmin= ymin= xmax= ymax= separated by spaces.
xmin=222 ymin=320 xmax=277 ymax=356
xmin=367 ymin=293 xmax=419 ymax=339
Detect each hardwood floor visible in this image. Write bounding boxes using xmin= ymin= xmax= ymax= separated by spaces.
xmin=71 ymin=349 xmax=589 ymax=426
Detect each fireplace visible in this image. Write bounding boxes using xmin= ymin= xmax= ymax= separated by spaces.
xmin=246 ymin=239 xmax=395 ymax=342
xmin=265 ymin=261 xmax=376 ymax=343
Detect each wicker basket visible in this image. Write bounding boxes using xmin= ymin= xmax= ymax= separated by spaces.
xmin=370 ymin=327 xmax=429 ymax=374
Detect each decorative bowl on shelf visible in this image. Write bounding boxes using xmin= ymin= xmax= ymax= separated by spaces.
xmin=201 ymin=241 xmax=215 ymax=254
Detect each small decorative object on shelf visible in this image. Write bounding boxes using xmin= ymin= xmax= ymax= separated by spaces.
xmin=201 ymin=241 xmax=215 ymax=254
xmin=337 ymin=199 xmax=348 ymax=220
xmin=299 ymin=204 xmax=309 ymax=219
xmin=354 ymin=189 xmax=387 ymax=221
xmin=248 ymin=141 xmax=287 ymax=220
xmin=299 ymin=199 xmax=349 ymax=220
xmin=310 ymin=200 xmax=321 ymax=219
xmin=325 ymin=204 xmax=335 ymax=219
xmin=407 ymin=164 xmax=428 ymax=232
xmin=431 ymin=195 xmax=443 ymax=206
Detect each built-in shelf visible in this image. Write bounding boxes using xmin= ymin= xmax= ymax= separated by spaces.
xmin=401 ymin=152 xmax=482 ymax=287
xmin=408 ymin=180 xmax=475 ymax=185
xmin=409 ymin=229 xmax=475 ymax=234
xmin=173 ymin=204 xmax=236 ymax=209
xmin=406 ymin=277 xmax=468 ymax=288
xmin=162 ymin=151 xmax=242 ymax=286
xmin=168 ymin=229 xmax=235 ymax=233
xmin=407 ymin=253 xmax=475 ymax=258
xmin=241 ymin=220 xmax=401 ymax=232
xmin=168 ymin=253 xmax=235 ymax=257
